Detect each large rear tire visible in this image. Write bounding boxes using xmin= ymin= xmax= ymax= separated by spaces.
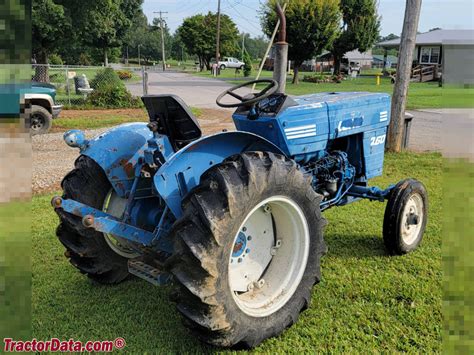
xmin=55 ymin=155 xmax=130 ymax=284
xmin=167 ymin=152 xmax=327 ymax=347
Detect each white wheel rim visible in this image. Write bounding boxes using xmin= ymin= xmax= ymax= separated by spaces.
xmin=102 ymin=190 xmax=140 ymax=258
xmin=400 ymin=192 xmax=424 ymax=245
xmin=228 ymin=196 xmax=310 ymax=317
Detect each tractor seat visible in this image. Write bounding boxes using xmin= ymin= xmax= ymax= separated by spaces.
xmin=142 ymin=95 xmax=202 ymax=151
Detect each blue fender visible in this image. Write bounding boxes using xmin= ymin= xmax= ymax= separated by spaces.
xmin=154 ymin=131 xmax=286 ymax=218
xmin=81 ymin=123 xmax=153 ymax=197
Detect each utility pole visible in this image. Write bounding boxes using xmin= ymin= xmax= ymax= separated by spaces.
xmin=154 ymin=11 xmax=168 ymax=71
xmin=215 ymin=0 xmax=221 ymax=71
xmin=387 ymin=0 xmax=422 ymax=152
xmin=138 ymin=44 xmax=141 ymax=66
xmin=241 ymin=33 xmax=245 ymax=60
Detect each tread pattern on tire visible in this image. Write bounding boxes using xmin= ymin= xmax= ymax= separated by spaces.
xmin=166 ymin=151 xmax=327 ymax=347
xmin=30 ymin=104 xmax=52 ymax=135
xmin=383 ymin=178 xmax=428 ymax=255
xmin=55 ymin=155 xmax=129 ymax=284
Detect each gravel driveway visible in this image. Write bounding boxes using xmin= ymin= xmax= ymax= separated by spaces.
xmin=33 ymin=109 xmax=234 ymax=194
xmin=32 ymin=128 xmax=106 ymax=194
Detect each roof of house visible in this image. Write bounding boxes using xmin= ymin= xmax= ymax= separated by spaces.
xmin=317 ymin=50 xmax=373 ymax=61
xmin=378 ymin=29 xmax=474 ymax=47
xmin=344 ymin=50 xmax=373 ymax=60
xmin=373 ymin=54 xmax=398 ymax=63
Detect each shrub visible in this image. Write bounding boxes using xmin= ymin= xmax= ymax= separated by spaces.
xmin=90 ymin=68 xmax=122 ymax=90
xmin=303 ymin=73 xmax=332 ymax=83
xmin=243 ymin=51 xmax=252 ymax=77
xmin=86 ymin=68 xmax=142 ymax=108
xmin=48 ymin=54 xmax=63 ymax=65
xmin=116 ymin=70 xmax=133 ymax=80
xmin=86 ymin=85 xmax=142 ymax=108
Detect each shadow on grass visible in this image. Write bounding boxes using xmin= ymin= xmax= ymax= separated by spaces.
xmin=38 ymin=274 xmax=219 ymax=353
xmin=325 ymin=234 xmax=388 ymax=259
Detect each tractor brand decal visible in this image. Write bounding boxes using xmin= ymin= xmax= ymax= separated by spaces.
xmin=338 ymin=116 xmax=364 ymax=132
xmin=370 ymin=134 xmax=386 ymax=146
xmin=284 ymin=124 xmax=317 ymax=140
xmin=379 ymin=111 xmax=388 ymax=122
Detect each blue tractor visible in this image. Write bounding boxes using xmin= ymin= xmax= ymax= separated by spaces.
xmin=52 ymin=79 xmax=428 ymax=347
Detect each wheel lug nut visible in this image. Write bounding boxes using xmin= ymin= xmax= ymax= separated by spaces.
xmin=245 ymin=248 xmax=250 ymax=253
xmin=247 ymin=235 xmax=252 ymax=241
xmin=242 ymin=227 xmax=247 ymax=232
xmin=238 ymin=258 xmax=242 ymax=263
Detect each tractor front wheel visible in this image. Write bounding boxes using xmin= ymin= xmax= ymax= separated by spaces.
xmin=167 ymin=152 xmax=327 ymax=347
xmin=383 ymin=178 xmax=428 ymax=255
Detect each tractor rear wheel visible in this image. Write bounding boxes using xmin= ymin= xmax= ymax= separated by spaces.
xmin=55 ymin=155 xmax=130 ymax=284
xmin=167 ymin=152 xmax=327 ymax=347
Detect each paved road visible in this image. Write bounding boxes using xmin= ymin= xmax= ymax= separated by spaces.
xmin=407 ymin=108 xmax=473 ymax=159
xmin=127 ymin=71 xmax=249 ymax=110
xmin=127 ymin=71 xmax=472 ymax=157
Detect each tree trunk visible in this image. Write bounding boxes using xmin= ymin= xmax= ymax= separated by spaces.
xmin=386 ymin=0 xmax=422 ymax=152
xmin=292 ymin=65 xmax=300 ymax=85
xmin=333 ymin=54 xmax=342 ymax=75
xmin=104 ymin=49 xmax=109 ymax=67
xmin=205 ymin=57 xmax=211 ymax=71
xmin=34 ymin=51 xmax=49 ymax=83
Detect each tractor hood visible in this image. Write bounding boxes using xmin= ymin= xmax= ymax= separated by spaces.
xmin=233 ymin=91 xmax=391 ymax=163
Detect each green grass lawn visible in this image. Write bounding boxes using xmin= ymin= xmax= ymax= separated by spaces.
xmin=52 ymin=107 xmax=201 ymax=131
xmin=32 ymin=152 xmax=442 ymax=352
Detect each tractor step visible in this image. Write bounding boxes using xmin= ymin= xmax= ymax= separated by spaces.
xmin=128 ymin=259 xmax=171 ymax=286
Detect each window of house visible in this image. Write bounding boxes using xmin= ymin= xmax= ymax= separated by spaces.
xmin=420 ymin=46 xmax=441 ymax=64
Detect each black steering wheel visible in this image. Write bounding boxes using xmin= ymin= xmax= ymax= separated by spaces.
xmin=216 ymin=79 xmax=279 ymax=108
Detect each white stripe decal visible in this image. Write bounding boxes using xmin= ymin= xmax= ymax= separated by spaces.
xmin=380 ymin=117 xmax=388 ymax=122
xmin=286 ymin=129 xmax=316 ymax=137
xmin=286 ymin=132 xmax=317 ymax=140
xmin=380 ymin=111 xmax=388 ymax=115
xmin=284 ymin=124 xmax=316 ymax=133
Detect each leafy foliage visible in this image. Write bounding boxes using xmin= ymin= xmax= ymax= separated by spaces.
xmin=32 ymin=0 xmax=142 ymax=66
xmin=243 ymin=51 xmax=252 ymax=77
xmin=116 ymin=70 xmax=132 ymax=80
xmin=331 ymin=0 xmax=380 ymax=74
xmin=177 ymin=12 xmax=239 ymax=70
xmin=87 ymin=68 xmax=141 ymax=108
xmin=261 ymin=0 xmax=341 ymax=84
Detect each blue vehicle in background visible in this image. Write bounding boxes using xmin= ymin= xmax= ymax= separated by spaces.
xmin=51 ymin=77 xmax=428 ymax=347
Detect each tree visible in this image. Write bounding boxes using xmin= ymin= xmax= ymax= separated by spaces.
xmin=32 ymin=0 xmax=69 ymax=81
xmin=261 ymin=0 xmax=340 ymax=84
xmin=177 ymin=12 xmax=239 ymax=70
xmin=241 ymin=34 xmax=269 ymax=60
xmin=56 ymin=0 xmax=142 ymax=66
xmin=331 ymin=0 xmax=380 ymax=75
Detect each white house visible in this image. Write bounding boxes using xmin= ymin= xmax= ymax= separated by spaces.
xmin=378 ymin=29 xmax=474 ymax=84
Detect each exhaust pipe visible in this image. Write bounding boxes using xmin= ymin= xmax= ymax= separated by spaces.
xmin=273 ymin=1 xmax=288 ymax=94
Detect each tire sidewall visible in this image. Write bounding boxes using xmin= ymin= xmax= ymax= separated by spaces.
xmin=395 ymin=183 xmax=428 ymax=252
xmin=30 ymin=105 xmax=52 ymax=135
xmin=384 ymin=179 xmax=428 ymax=254
xmin=210 ymin=181 xmax=324 ymax=342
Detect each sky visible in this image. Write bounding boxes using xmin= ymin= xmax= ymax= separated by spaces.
xmin=142 ymin=0 xmax=474 ymax=38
